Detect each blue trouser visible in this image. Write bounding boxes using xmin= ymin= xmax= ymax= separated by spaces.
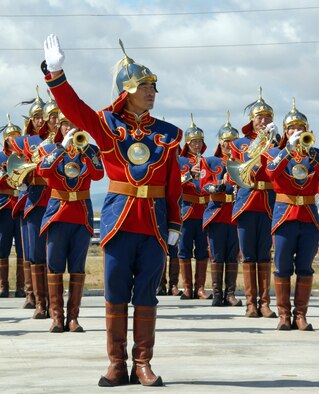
xmin=46 ymin=222 xmax=91 ymax=274
xmin=178 ymin=218 xmax=209 ymax=260
xmin=20 ymin=214 xmax=29 ymax=261
xmin=237 ymin=211 xmax=272 ymax=263
xmin=0 ymin=208 xmax=22 ymax=258
xmin=207 ymin=222 xmax=239 ymax=263
xmin=104 ymin=230 xmax=165 ymax=306
xmin=274 ymin=221 xmax=319 ymax=277
xmin=26 ymin=207 xmax=47 ymax=265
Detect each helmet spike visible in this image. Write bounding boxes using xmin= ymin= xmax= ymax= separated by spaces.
xmin=190 ymin=113 xmax=196 ymax=128
xmin=292 ymin=97 xmax=296 ymax=112
xmin=259 ymin=86 xmax=263 ymax=100
xmin=119 ymin=39 xmax=134 ymax=66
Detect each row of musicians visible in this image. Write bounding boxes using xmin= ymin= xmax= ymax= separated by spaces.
xmin=159 ymin=94 xmax=319 ymax=332
xmin=0 ymin=87 xmax=104 ymax=333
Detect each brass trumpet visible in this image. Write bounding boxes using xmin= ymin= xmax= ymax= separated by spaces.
xmin=299 ymin=132 xmax=315 ymax=150
xmin=73 ymin=131 xmax=89 ymax=151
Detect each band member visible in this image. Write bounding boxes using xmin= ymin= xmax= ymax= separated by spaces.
xmin=43 ymin=34 xmax=182 ymax=387
xmin=37 ymin=114 xmax=104 ymax=333
xmin=0 ymin=116 xmax=24 ymax=298
xmin=179 ymin=115 xmax=210 ymax=300
xmin=156 ymin=244 xmax=182 ymax=296
xmin=229 ymin=88 xmax=277 ymax=318
xmin=10 ymin=87 xmax=52 ymax=319
xmin=265 ymin=99 xmax=319 ymax=331
xmin=200 ymin=113 xmax=242 ymax=307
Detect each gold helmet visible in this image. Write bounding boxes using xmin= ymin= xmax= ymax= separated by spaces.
xmin=217 ymin=111 xmax=239 ymax=143
xmin=283 ymin=97 xmax=309 ymax=132
xmin=43 ymin=89 xmax=58 ymax=121
xmin=58 ymin=110 xmax=69 ymax=125
xmin=184 ymin=113 xmax=205 ymax=144
xmin=28 ymin=85 xmax=45 ymax=118
xmin=245 ymin=87 xmax=273 ymax=120
xmin=114 ymin=39 xmax=157 ymax=95
xmin=1 ymin=114 xmax=22 ymax=140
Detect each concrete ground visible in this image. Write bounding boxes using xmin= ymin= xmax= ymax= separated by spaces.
xmin=1 ymin=293 xmax=319 ymax=394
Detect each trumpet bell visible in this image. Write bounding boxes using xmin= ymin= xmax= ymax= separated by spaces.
xmin=73 ymin=131 xmax=89 ymax=151
xmin=299 ymin=132 xmax=315 ymax=150
xmin=226 ymin=159 xmax=254 ymax=189
xmin=7 ymin=153 xmax=37 ymax=188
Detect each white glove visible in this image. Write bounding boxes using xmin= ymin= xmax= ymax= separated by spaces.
xmin=168 ymin=231 xmax=179 ymax=246
xmin=17 ymin=183 xmax=27 ymax=192
xmin=62 ymin=128 xmax=77 ymax=149
xmin=44 ymin=34 xmax=65 ymax=72
xmin=265 ymin=122 xmax=278 ymax=135
xmin=288 ymin=130 xmax=303 ymax=149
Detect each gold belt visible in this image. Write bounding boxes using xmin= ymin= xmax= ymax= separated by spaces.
xmin=252 ymin=181 xmax=273 ymax=190
xmin=51 ymin=189 xmax=90 ymax=202
xmin=183 ymin=194 xmax=210 ymax=204
xmin=0 ymin=188 xmax=19 ymax=197
xmin=108 ymin=180 xmax=165 ymax=198
xmin=276 ymin=193 xmax=316 ymax=206
xmin=210 ymin=193 xmax=234 ymax=203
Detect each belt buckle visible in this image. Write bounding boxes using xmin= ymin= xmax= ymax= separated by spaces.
xmin=257 ymin=181 xmax=265 ymax=190
xmin=69 ymin=192 xmax=78 ymax=201
xmin=198 ymin=196 xmax=206 ymax=204
xmin=295 ymin=195 xmax=304 ymax=205
xmin=136 ymin=185 xmax=149 ymax=198
xmin=225 ymin=194 xmax=233 ymax=203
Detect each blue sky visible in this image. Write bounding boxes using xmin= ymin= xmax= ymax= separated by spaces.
xmin=1 ymin=0 xmax=319 ymax=194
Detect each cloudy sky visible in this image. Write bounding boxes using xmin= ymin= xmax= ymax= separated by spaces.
xmin=1 ymin=0 xmax=319 ymax=194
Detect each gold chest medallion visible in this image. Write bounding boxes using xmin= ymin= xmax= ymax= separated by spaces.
xmin=64 ymin=162 xmax=80 ymax=178
xmin=127 ymin=142 xmax=150 ymax=165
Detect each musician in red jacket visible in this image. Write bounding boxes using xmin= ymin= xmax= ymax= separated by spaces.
xmin=178 ymin=115 xmax=210 ymax=300
xmin=229 ymin=89 xmax=277 ymax=319
xmin=11 ymin=88 xmax=52 ymax=318
xmin=200 ymin=113 xmax=241 ymax=307
xmin=38 ymin=113 xmax=104 ymax=333
xmin=265 ymin=100 xmax=319 ymax=331
xmin=0 ymin=116 xmax=24 ymax=298
xmin=43 ymin=34 xmax=182 ymax=387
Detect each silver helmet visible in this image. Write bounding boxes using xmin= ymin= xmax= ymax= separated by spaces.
xmin=114 ymin=40 xmax=157 ymax=95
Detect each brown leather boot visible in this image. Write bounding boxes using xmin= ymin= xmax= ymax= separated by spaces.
xmin=292 ymin=276 xmax=314 ymax=331
xmin=0 ymin=258 xmax=9 ymax=297
xmin=130 ymin=306 xmax=163 ymax=386
xmin=98 ymin=302 xmax=129 ymax=387
xmin=15 ymin=258 xmax=25 ymax=298
xmin=274 ymin=275 xmax=291 ymax=330
xmin=47 ymin=273 xmax=64 ymax=333
xmin=179 ymin=258 xmax=193 ymax=299
xmin=31 ymin=264 xmax=47 ymax=319
xmin=224 ymin=262 xmax=242 ymax=306
xmin=194 ymin=259 xmax=212 ymax=299
xmin=22 ymin=260 xmax=35 ymax=309
xmin=65 ymin=273 xmax=85 ymax=332
xmin=168 ymin=258 xmax=182 ymax=296
xmin=243 ymin=262 xmax=259 ymax=317
xmin=257 ymin=262 xmax=276 ymax=318
xmin=211 ymin=261 xmax=224 ymax=306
